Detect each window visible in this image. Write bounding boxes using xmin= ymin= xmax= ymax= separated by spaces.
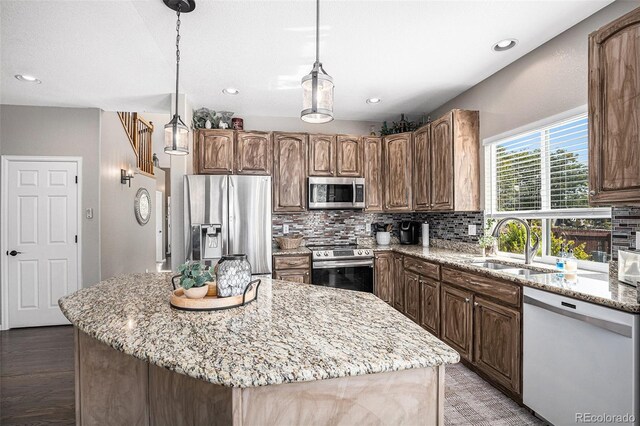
xmin=485 ymin=112 xmax=611 ymax=267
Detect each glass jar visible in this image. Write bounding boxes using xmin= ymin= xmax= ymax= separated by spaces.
xmin=215 ymin=254 xmax=252 ymax=297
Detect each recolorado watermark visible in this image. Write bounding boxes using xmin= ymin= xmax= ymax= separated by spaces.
xmin=576 ymin=413 xmax=636 ymax=423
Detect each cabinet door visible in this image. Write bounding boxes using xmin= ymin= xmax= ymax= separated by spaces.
xmin=235 ymin=131 xmax=272 ymax=175
xmin=473 ymin=296 xmax=521 ymax=395
xmin=440 ymin=284 xmax=473 ymax=361
xmin=336 ymin=135 xmax=362 ymax=177
xmin=430 ymin=114 xmax=454 ymax=211
xmin=273 ymin=133 xmax=307 ymax=212
xmin=419 ymin=277 xmax=440 ymax=336
xmin=588 ymin=8 xmax=640 ymax=205
xmin=404 ymin=270 xmax=420 ymax=322
xmin=392 ymin=253 xmax=405 ymax=311
xmin=308 ymin=134 xmax=335 ymax=176
xmin=374 ymin=252 xmax=393 ymax=304
xmin=413 ymin=125 xmax=432 ymax=211
xmin=273 ymin=269 xmax=310 ymax=284
xmin=196 ymin=130 xmax=234 ymax=174
xmin=363 ymin=137 xmax=384 ymax=212
xmin=383 ymin=133 xmax=413 ymax=211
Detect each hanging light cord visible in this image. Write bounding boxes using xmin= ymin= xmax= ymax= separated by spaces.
xmin=315 ymin=0 xmax=320 ymax=64
xmin=174 ymin=5 xmax=182 ymax=119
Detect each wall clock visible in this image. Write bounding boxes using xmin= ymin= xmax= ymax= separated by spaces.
xmin=134 ymin=188 xmax=151 ymax=225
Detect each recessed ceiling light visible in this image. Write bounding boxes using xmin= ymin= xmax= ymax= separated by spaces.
xmin=492 ymin=39 xmax=517 ymax=52
xmin=15 ymin=74 xmax=41 ymax=84
xmin=222 ymin=88 xmax=239 ymax=95
xmin=366 ymin=98 xmax=381 ymax=104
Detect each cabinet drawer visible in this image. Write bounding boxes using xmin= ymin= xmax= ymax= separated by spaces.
xmin=441 ymin=267 xmax=521 ymax=307
xmin=404 ymin=256 xmax=440 ymax=280
xmin=273 ymin=255 xmax=310 ymax=270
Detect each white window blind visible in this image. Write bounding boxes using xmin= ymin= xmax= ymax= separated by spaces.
xmin=485 ymin=113 xmax=608 ymax=218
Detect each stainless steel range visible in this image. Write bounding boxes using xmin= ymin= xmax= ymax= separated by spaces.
xmin=309 ymin=244 xmax=374 ymax=293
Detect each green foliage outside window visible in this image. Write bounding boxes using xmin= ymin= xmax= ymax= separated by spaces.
xmin=496 ymin=221 xmax=590 ymax=261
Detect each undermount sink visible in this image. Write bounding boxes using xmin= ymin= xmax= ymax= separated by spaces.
xmin=470 ymin=261 xmax=516 ymax=270
xmin=499 ymin=268 xmax=547 ymax=277
xmin=469 ymin=261 xmax=550 ymax=277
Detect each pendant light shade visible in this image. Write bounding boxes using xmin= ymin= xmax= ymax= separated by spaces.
xmin=301 ymin=0 xmax=334 ymax=123
xmin=164 ymin=114 xmax=189 ymax=155
xmin=164 ymin=0 xmax=195 ymax=156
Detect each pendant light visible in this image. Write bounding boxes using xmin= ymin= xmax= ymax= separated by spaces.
xmin=301 ymin=0 xmax=334 ymax=123
xmin=164 ymin=0 xmax=196 ymax=156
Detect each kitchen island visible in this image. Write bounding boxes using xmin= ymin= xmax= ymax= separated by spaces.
xmin=59 ymin=273 xmax=459 ymax=425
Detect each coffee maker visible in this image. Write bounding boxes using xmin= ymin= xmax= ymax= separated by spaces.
xmin=399 ymin=221 xmax=419 ymax=245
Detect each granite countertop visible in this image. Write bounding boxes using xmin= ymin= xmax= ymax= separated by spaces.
xmin=368 ymin=244 xmax=639 ymax=313
xmin=59 ymin=274 xmax=459 ymax=388
xmin=272 ymin=246 xmax=311 ymax=256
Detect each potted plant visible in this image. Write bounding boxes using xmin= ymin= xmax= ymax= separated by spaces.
xmin=177 ymin=262 xmax=213 ymax=299
xmin=478 ymin=219 xmax=498 ymax=257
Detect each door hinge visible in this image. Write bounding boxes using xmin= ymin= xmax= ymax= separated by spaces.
xmin=75 ymin=176 xmax=78 ymax=184
xmin=75 ymin=235 xmax=78 ymax=243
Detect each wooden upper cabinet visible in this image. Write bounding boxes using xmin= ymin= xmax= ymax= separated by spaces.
xmin=308 ymin=134 xmax=336 ymax=176
xmin=336 ymin=135 xmax=362 ymax=177
xmin=413 ymin=125 xmax=432 ymax=211
xmin=430 ymin=114 xmax=454 ymax=210
xmin=273 ymin=132 xmax=308 ymax=213
xmin=195 ymin=129 xmax=234 ymax=174
xmin=374 ymin=252 xmax=393 ymax=304
xmin=440 ymin=283 xmax=473 ymax=361
xmin=383 ymin=132 xmax=413 ymax=211
xmin=235 ymin=131 xmax=272 ymax=175
xmin=588 ymin=7 xmax=640 ymax=205
xmin=363 ymin=137 xmax=384 ymax=212
xmin=473 ymin=296 xmax=521 ymax=395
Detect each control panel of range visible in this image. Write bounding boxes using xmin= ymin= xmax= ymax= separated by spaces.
xmin=312 ymin=248 xmax=373 ymax=260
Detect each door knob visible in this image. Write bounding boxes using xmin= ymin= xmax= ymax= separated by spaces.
xmin=7 ymin=250 xmax=22 ymax=256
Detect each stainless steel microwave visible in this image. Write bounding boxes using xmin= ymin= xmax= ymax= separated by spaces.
xmin=308 ymin=177 xmax=365 ymax=209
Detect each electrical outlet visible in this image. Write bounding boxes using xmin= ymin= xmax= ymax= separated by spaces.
xmin=468 ymin=224 xmax=477 ymax=236
xmin=283 ymin=224 xmax=289 ymax=234
xmin=366 ymin=222 xmax=372 ymax=234
xmin=636 ymin=232 xmax=640 ymax=250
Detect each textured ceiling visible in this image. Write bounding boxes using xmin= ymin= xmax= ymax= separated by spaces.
xmin=1 ymin=0 xmax=612 ymax=121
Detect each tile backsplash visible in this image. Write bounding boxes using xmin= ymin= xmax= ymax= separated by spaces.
xmin=612 ymin=206 xmax=640 ymax=259
xmin=272 ymin=210 xmax=484 ymax=246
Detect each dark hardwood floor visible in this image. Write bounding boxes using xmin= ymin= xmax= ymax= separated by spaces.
xmin=1 ymin=325 xmax=75 ymax=425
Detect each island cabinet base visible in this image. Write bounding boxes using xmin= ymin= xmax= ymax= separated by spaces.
xmin=75 ymin=329 xmax=446 ymax=425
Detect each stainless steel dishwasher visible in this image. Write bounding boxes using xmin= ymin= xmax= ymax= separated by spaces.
xmin=523 ymin=286 xmax=639 ymax=425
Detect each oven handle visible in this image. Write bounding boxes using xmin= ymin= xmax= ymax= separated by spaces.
xmin=313 ymin=259 xmax=374 ymax=269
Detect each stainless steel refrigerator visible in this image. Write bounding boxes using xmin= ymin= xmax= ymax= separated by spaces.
xmin=184 ymin=175 xmax=272 ymax=274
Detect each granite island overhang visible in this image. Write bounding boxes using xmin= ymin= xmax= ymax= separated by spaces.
xmin=59 ymin=273 xmax=459 ymax=425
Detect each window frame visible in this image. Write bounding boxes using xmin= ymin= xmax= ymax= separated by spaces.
xmin=483 ymin=106 xmax=610 ymax=272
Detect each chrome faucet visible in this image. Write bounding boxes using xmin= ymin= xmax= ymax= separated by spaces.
xmin=491 ymin=217 xmax=540 ymax=265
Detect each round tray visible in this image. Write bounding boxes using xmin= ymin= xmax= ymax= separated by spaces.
xmin=170 ymin=277 xmax=261 ymax=311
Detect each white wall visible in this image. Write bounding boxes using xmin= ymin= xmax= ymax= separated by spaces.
xmin=99 ymin=111 xmax=157 ymax=279
xmin=0 ymin=105 xmax=101 ymax=287
xmin=427 ymin=0 xmax=637 ymax=208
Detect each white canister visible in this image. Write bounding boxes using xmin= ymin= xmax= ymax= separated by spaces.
xmin=422 ymin=223 xmax=430 ymax=247
xmin=376 ymin=231 xmax=391 ymax=246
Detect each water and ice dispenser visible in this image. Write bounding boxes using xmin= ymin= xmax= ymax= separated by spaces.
xmin=190 ymin=224 xmax=222 ymax=264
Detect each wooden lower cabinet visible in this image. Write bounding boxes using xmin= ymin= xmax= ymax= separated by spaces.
xmin=473 ymin=296 xmax=521 ymax=395
xmin=440 ymin=284 xmax=473 ymax=361
xmin=392 ymin=253 xmax=405 ymax=311
xmin=374 ymin=252 xmax=393 ymax=304
xmin=419 ymin=277 xmax=440 ymax=336
xmin=403 ymin=271 xmax=420 ymax=322
xmin=272 ymin=254 xmax=311 ymax=284
xmin=273 ymin=269 xmax=310 ymax=284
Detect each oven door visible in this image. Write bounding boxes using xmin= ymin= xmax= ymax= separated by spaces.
xmin=312 ymin=259 xmax=374 ymax=293
xmin=308 ymin=177 xmax=365 ymax=209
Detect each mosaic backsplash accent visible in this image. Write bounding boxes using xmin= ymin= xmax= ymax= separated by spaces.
xmin=272 ymin=210 xmax=484 ymax=247
xmin=612 ymin=206 xmax=640 ymax=260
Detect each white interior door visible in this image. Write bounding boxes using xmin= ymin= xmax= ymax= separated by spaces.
xmin=4 ymin=159 xmax=79 ymax=328
xmin=156 ymin=190 xmax=164 ymax=262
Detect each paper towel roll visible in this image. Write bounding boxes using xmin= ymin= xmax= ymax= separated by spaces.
xmin=422 ymin=223 xmax=429 ymax=247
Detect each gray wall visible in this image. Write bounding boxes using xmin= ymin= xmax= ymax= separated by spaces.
xmin=428 ymin=1 xmax=637 ymax=141
xmin=99 ymin=111 xmax=157 ymax=279
xmin=0 ymin=105 xmax=102 ymax=287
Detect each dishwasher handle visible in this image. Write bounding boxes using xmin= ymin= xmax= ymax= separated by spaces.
xmin=524 ymin=295 xmax=633 ymax=338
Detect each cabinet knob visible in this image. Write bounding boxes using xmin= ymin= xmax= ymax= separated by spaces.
xmin=474 ymin=302 xmax=478 ymax=307
xmin=589 ymin=190 xmax=596 ymax=196
xmin=465 ymin=298 xmax=470 ymax=303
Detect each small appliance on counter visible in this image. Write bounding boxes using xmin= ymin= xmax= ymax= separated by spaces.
xmin=399 ymin=221 xmax=419 ymax=245
xmin=618 ymin=249 xmax=640 ymax=287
